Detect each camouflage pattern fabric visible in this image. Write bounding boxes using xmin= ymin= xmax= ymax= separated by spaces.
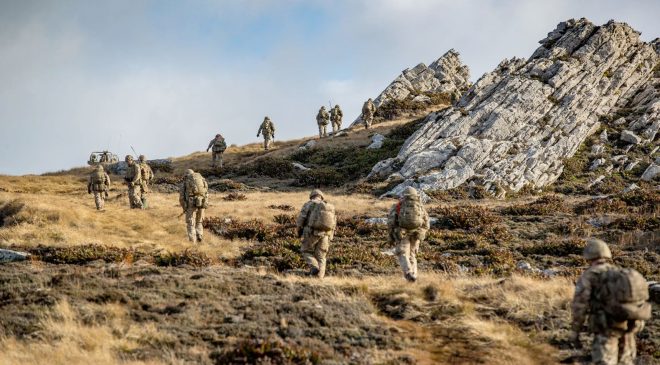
xmin=179 ymin=172 xmax=208 ymax=242
xmin=317 ymin=108 xmax=330 ymax=138
xmin=330 ymin=105 xmax=343 ymax=133
xmin=125 ymin=162 xmax=143 ymax=209
xmin=88 ymin=168 xmax=110 ymax=210
xmin=362 ymin=99 xmax=376 ymax=129
xmin=571 ymin=261 xmax=645 ymax=365
xmin=139 ymin=162 xmax=154 ymax=208
xmin=297 ymin=197 xmax=334 ymax=278
xmin=207 ymin=137 xmax=226 ymax=168
xmin=387 ymin=199 xmax=429 ymax=281
xmin=257 ymin=119 xmax=275 ymax=150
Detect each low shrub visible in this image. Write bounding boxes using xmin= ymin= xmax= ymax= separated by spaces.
xmin=29 ymin=244 xmax=136 ymax=265
xmin=204 ymin=217 xmax=274 ymax=242
xmin=502 ymin=195 xmax=567 ymax=216
xmin=154 ymin=249 xmax=211 ymax=267
xmin=234 ymin=157 xmax=296 ymax=179
xmin=520 ymin=238 xmax=585 ymax=257
xmin=268 ymin=204 xmax=295 ymax=211
xmin=293 ymin=168 xmax=346 ymax=187
xmin=210 ymin=337 xmax=321 ymax=365
xmin=223 ymin=192 xmax=247 ymax=201
xmin=430 ymin=206 xmax=501 ymax=230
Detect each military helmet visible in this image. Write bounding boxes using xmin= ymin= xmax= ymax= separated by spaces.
xmin=185 ymin=169 xmax=194 ymax=176
xmin=402 ymin=187 xmax=419 ymax=198
xmin=125 ymin=155 xmax=133 ymax=162
xmin=96 ymin=164 xmax=104 ymax=171
xmin=583 ymin=238 xmax=612 ymax=261
xmin=310 ymin=189 xmax=324 ymax=200
xmin=138 ymin=155 xmax=146 ymax=162
xmin=264 ymin=116 xmax=270 ymax=120
xmin=321 ymin=106 xmax=326 ymax=109
xmin=216 ymin=134 xmax=221 ymax=138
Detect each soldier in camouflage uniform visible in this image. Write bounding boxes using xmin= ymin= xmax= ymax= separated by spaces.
xmin=296 ymin=189 xmax=335 ymax=279
xmin=316 ymin=106 xmax=330 ymax=138
xmin=387 ymin=187 xmax=429 ymax=282
xmin=124 ymin=155 xmax=143 ymax=209
xmin=361 ymin=98 xmax=376 ymax=129
xmin=138 ymin=155 xmax=154 ymax=208
xmin=330 ymin=104 xmax=343 ymax=134
xmin=179 ymin=169 xmax=208 ymax=242
xmin=87 ymin=165 xmax=110 ymax=210
xmin=206 ymin=134 xmax=227 ymax=168
xmin=257 ymin=116 xmax=276 ymax=150
xmin=570 ymin=238 xmax=646 ymax=365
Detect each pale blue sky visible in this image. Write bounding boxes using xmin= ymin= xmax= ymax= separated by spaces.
xmin=1 ymin=0 xmax=658 ymax=175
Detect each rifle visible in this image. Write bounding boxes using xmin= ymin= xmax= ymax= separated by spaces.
xmin=131 ymin=146 xmax=138 ymax=160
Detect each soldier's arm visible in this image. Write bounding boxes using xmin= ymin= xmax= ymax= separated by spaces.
xmin=131 ymin=166 xmax=141 ymax=184
xmin=571 ymin=273 xmax=592 ymax=332
xmin=179 ymin=184 xmax=187 ymax=208
xmin=207 ymin=139 xmax=214 ymax=151
xmin=87 ymin=176 xmax=93 ymax=193
xmin=257 ymin=125 xmax=263 ymax=136
xmin=423 ymin=209 xmax=430 ymax=230
xmin=105 ymin=173 xmax=111 ymax=187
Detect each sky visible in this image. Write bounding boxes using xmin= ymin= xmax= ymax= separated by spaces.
xmin=0 ymin=0 xmax=658 ymax=175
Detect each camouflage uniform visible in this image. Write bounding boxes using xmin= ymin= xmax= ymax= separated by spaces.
xmin=88 ymin=165 xmax=110 ymax=210
xmin=362 ymin=98 xmax=376 ymax=129
xmin=138 ymin=155 xmax=154 ymax=208
xmin=571 ymin=239 xmax=645 ymax=365
xmin=257 ymin=117 xmax=276 ymax=150
xmin=330 ymin=105 xmax=343 ymax=134
xmin=387 ymin=187 xmax=429 ymax=282
xmin=296 ymin=190 xmax=334 ymax=278
xmin=206 ymin=134 xmax=226 ymax=168
xmin=124 ymin=156 xmax=143 ymax=209
xmin=316 ymin=106 xmax=330 ymax=138
xmin=179 ymin=169 xmax=208 ymax=242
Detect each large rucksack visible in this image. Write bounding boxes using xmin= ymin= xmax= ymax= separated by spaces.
xmin=213 ymin=138 xmax=227 ymax=153
xmin=308 ymin=201 xmax=336 ymax=232
xmin=595 ymin=268 xmax=651 ymax=322
xmin=91 ymin=170 xmax=106 ymax=191
xmin=186 ymin=173 xmax=208 ymax=208
xmin=397 ymin=197 xmax=425 ymax=230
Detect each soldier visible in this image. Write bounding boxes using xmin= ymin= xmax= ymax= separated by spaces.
xmin=330 ymin=104 xmax=343 ymax=134
xmin=316 ymin=106 xmax=330 ymax=138
xmin=138 ymin=155 xmax=154 ymax=208
xmin=387 ymin=187 xmax=430 ymax=282
xmin=257 ymin=116 xmax=276 ymax=150
xmin=296 ymin=189 xmax=336 ymax=278
xmin=179 ymin=169 xmax=208 ymax=243
xmin=87 ymin=165 xmax=110 ymax=210
xmin=206 ymin=134 xmax=227 ymax=168
xmin=361 ymin=98 xmax=376 ymax=129
xmin=124 ymin=155 xmax=143 ymax=209
xmin=570 ymin=238 xmax=651 ymax=365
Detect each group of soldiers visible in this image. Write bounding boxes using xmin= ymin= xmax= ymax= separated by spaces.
xmin=87 ymin=154 xmax=153 ymax=211
xmin=86 ymin=98 xmax=652 ymax=364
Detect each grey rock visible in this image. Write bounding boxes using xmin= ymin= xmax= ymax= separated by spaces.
xmin=291 ymin=162 xmax=310 ymax=171
xmin=623 ymin=183 xmax=639 ymax=193
xmin=365 ymin=217 xmax=388 ymax=225
xmin=0 ymin=249 xmax=29 ymax=263
xmin=516 ymin=261 xmax=534 ymax=271
xmin=620 ymin=130 xmax=642 ymax=144
xmin=299 ymin=140 xmax=317 ymax=150
xmin=641 ymin=163 xmax=660 ymax=181
xmin=587 ymin=175 xmax=606 ymax=188
xmin=624 ymin=159 xmax=639 ymax=171
xmin=599 ymin=130 xmax=609 ymax=143
xmin=613 ymin=117 xmax=627 ymax=125
xmin=590 ymin=144 xmax=605 ymax=155
xmin=542 ymin=269 xmax=558 ymax=277
xmin=590 ymin=158 xmax=606 ymax=171
xmin=650 ymin=146 xmax=659 ymax=156
xmin=351 ymin=50 xmax=470 ymax=126
xmin=367 ymin=134 xmax=386 ymax=149
xmin=371 ymin=19 xmax=659 ymax=195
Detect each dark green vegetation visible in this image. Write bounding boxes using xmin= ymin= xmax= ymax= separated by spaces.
xmin=374 ymin=92 xmax=453 ymax=120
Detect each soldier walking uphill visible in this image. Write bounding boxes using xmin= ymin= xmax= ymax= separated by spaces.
xmin=124 ymin=155 xmax=143 ymax=209
xmin=88 ymin=165 xmax=110 ymax=210
xmin=387 ymin=187 xmax=430 ymax=282
xmin=206 ymin=134 xmax=227 ymax=168
xmin=570 ymin=238 xmax=651 ymax=365
xmin=330 ymin=104 xmax=343 ymax=134
xmin=179 ymin=169 xmax=208 ymax=243
xmin=257 ymin=116 xmax=276 ymax=150
xmin=316 ymin=106 xmax=330 ymax=138
xmin=138 ymin=155 xmax=154 ymax=208
xmin=361 ymin=98 xmax=376 ymax=129
xmin=296 ymin=190 xmax=336 ymax=279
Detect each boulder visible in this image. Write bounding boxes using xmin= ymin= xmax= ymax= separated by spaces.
xmin=599 ymin=130 xmax=609 ymax=143
xmin=620 ymin=130 xmax=642 ymax=144
xmin=370 ymin=19 xmax=659 ymax=195
xmin=0 ymin=249 xmax=29 ymax=263
xmin=623 ymin=183 xmax=639 ymax=193
xmin=641 ymin=163 xmax=660 ymax=181
xmin=590 ymin=144 xmax=605 ymax=155
xmin=299 ymin=140 xmax=317 ymax=150
xmin=291 ymin=163 xmax=310 ymax=171
xmin=367 ymin=134 xmax=386 ymax=149
xmin=589 ymin=158 xmax=606 ymax=171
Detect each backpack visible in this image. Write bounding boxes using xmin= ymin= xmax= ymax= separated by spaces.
xmin=91 ymin=170 xmax=106 ymax=191
xmin=397 ymin=197 xmax=425 ymax=230
xmin=212 ymin=138 xmax=227 ymax=153
xmin=186 ymin=173 xmax=208 ymax=208
xmin=594 ymin=268 xmax=651 ymax=322
xmin=308 ymin=201 xmax=336 ymax=232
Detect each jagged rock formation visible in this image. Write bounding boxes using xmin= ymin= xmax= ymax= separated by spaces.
xmin=351 ymin=50 xmax=470 ymax=126
xmin=371 ymin=19 xmax=659 ymax=196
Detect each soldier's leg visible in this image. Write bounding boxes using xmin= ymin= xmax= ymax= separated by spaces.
xmin=212 ymin=151 xmax=218 ymax=167
xmin=318 ymin=125 xmax=323 ymax=138
xmin=128 ymin=185 xmax=141 ymax=208
xmin=618 ymin=330 xmax=637 ymax=365
xmin=301 ymin=235 xmax=320 ymax=274
xmin=591 ymin=332 xmax=620 ymax=365
xmin=140 ymin=184 xmax=148 ymax=209
xmin=395 ymin=236 xmax=412 ymax=277
xmin=185 ymin=207 xmax=196 ymax=242
xmin=195 ymin=208 xmax=205 ymax=242
xmin=409 ymin=237 xmax=420 ymax=279
xmin=219 ymin=153 xmax=223 ymax=169
xmin=93 ymin=192 xmax=102 ymax=210
xmin=315 ymin=235 xmax=330 ymax=278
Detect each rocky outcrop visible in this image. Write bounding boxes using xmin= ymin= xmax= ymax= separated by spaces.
xmin=0 ymin=249 xmax=29 ymax=263
xmin=371 ymin=19 xmax=659 ymax=196
xmin=351 ymin=50 xmax=470 ymax=126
